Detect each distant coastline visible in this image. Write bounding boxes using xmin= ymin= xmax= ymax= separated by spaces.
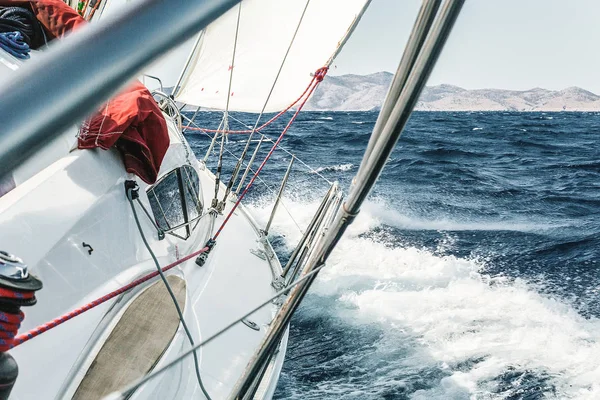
xmin=305 ymin=72 xmax=600 ymax=112
xmin=169 ymin=72 xmax=600 ymax=112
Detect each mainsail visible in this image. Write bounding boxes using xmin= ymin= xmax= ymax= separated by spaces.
xmin=174 ymin=0 xmax=370 ymax=113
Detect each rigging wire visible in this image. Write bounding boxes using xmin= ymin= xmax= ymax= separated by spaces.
xmin=223 ymin=1 xmax=242 ymax=120
xmin=212 ymin=130 xmax=227 ymax=209
xmin=190 ymin=117 xmax=304 ymax=233
xmin=115 ymin=0 xmax=462 ymax=396
xmin=192 ymin=124 xmax=305 ymax=234
xmin=212 ymin=67 xmax=327 ymax=241
xmin=105 ymin=262 xmax=328 ymax=400
xmin=258 ymin=135 xmax=332 ymax=185
xmin=183 ymin=113 xmax=329 ymax=235
xmin=210 ymin=2 xmax=242 ymax=210
xmin=183 ymin=98 xmax=297 ymax=135
xmin=126 ymin=187 xmax=212 ymax=400
xmin=225 ymin=113 xmax=332 ymax=185
xmin=183 ymin=112 xmax=332 ymax=186
xmin=220 ymin=0 xmax=313 ymax=203
xmin=203 ymin=115 xmax=226 ymax=162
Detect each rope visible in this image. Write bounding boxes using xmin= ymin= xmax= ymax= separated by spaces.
xmin=0 ymin=287 xmax=34 ymax=300
xmin=182 ymin=83 xmax=332 ymax=189
xmin=10 ymin=247 xmax=209 ymax=349
xmin=212 ymin=67 xmax=328 ymax=241
xmin=0 ymin=31 xmax=30 ymax=59
xmin=220 ymin=142 xmax=304 ymax=233
xmin=0 ymin=310 xmax=24 ymax=351
xmin=126 ymin=187 xmax=212 ymax=399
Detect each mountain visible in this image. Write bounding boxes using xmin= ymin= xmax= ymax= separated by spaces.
xmin=305 ymin=71 xmax=393 ymax=111
xmin=306 ymin=72 xmax=600 ymax=111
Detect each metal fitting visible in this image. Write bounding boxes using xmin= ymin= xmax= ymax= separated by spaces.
xmin=0 ymin=251 xmax=28 ymax=280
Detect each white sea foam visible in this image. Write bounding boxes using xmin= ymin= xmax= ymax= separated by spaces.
xmin=311 ymin=163 xmax=354 ymax=174
xmin=472 ymin=127 xmax=483 ymax=131
xmin=246 ymin=196 xmax=600 ymax=399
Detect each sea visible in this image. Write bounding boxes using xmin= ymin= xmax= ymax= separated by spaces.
xmin=185 ymin=110 xmax=600 ymax=400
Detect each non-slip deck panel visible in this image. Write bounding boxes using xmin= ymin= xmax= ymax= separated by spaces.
xmin=73 ymin=275 xmax=186 ymax=399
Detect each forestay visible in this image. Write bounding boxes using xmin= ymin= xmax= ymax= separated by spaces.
xmin=175 ymin=0 xmax=369 ymax=113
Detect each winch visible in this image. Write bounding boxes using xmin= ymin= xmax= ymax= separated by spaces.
xmin=0 ymin=251 xmax=42 ymax=400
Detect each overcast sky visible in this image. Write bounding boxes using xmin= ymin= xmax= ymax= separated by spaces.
xmin=147 ymin=0 xmax=600 ymax=93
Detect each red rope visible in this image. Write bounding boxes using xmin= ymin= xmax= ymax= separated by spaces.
xmin=184 ymin=70 xmax=325 ymax=135
xmin=0 ymin=310 xmax=24 ymax=351
xmin=212 ymin=67 xmax=328 ymax=240
xmin=0 ymin=287 xmax=35 ymax=300
xmin=9 ymin=246 xmax=208 ymax=350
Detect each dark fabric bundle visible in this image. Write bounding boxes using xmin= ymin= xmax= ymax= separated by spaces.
xmin=0 ymin=6 xmax=44 ymax=48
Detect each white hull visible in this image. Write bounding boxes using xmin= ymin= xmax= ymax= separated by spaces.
xmin=0 ymin=113 xmax=287 ymax=399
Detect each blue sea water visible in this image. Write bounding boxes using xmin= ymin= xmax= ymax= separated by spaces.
xmin=185 ymin=111 xmax=600 ymax=400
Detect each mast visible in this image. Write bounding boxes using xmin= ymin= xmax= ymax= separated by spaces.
xmin=358 ymin=0 xmax=441 ymax=174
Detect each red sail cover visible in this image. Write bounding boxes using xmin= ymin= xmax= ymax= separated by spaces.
xmin=78 ymin=81 xmax=168 ymax=184
xmin=0 ymin=0 xmax=169 ymax=184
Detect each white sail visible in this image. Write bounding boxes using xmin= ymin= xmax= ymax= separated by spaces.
xmin=175 ymin=0 xmax=370 ymax=113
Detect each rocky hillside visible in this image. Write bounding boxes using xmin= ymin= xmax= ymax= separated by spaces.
xmin=306 ymin=72 xmax=600 ymax=111
xmin=305 ymin=72 xmax=393 ymax=111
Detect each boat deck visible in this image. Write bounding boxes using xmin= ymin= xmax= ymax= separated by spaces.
xmin=4 ymin=138 xmax=286 ymax=399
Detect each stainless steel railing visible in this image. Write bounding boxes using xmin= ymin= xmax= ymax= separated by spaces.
xmin=228 ymin=0 xmax=466 ymax=397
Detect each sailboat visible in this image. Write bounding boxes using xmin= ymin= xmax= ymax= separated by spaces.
xmin=0 ymin=0 xmax=463 ymax=398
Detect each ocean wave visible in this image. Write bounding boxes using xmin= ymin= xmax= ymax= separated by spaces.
xmin=193 ymin=110 xmax=600 ymax=400
xmin=362 ymin=200 xmax=560 ymax=233
xmin=247 ymin=197 xmax=600 ymax=400
xmin=311 ymin=163 xmax=354 ymax=174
